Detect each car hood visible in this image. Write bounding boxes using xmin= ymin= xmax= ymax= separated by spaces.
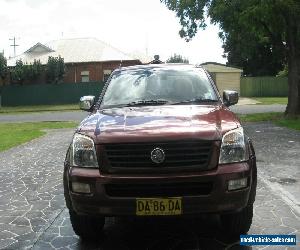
xmin=77 ymin=105 xmax=240 ymax=143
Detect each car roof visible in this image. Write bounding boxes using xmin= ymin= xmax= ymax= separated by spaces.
xmin=115 ymin=63 xmax=204 ymax=72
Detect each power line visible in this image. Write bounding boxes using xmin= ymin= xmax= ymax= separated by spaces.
xmin=9 ymin=37 xmax=19 ymax=57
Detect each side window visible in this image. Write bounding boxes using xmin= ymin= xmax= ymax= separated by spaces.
xmin=103 ymin=69 xmax=112 ymax=82
xmin=81 ymin=71 xmax=89 ymax=82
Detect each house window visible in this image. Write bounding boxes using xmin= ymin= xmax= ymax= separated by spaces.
xmin=81 ymin=71 xmax=90 ymax=82
xmin=103 ymin=69 xmax=112 ymax=82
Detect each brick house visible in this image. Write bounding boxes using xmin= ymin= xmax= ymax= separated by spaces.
xmin=7 ymin=38 xmax=142 ymax=83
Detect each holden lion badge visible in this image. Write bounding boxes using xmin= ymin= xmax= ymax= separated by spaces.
xmin=151 ymin=148 xmax=165 ymax=164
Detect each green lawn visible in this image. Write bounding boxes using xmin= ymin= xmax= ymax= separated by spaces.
xmin=0 ymin=104 xmax=79 ymax=114
xmin=238 ymin=112 xmax=300 ymax=130
xmin=253 ymin=97 xmax=288 ymax=105
xmin=0 ymin=121 xmax=78 ymax=152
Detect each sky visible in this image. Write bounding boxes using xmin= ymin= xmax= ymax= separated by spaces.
xmin=0 ymin=0 xmax=226 ymax=64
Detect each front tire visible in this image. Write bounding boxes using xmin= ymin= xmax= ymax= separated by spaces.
xmin=69 ymin=209 xmax=105 ymax=240
xmin=220 ymin=204 xmax=253 ymax=237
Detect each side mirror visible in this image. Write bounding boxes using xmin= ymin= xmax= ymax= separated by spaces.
xmin=223 ymin=90 xmax=239 ymax=107
xmin=79 ymin=96 xmax=95 ymax=111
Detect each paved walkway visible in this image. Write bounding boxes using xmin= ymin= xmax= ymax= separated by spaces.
xmin=0 ymin=123 xmax=299 ymax=249
xmin=236 ymin=97 xmax=260 ymax=105
xmin=244 ymin=122 xmax=300 ymax=207
xmin=0 ymin=129 xmax=74 ymax=249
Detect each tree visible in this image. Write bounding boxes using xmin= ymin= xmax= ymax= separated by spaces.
xmin=166 ymin=53 xmax=189 ymax=63
xmin=222 ymin=31 xmax=285 ymax=76
xmin=161 ymin=0 xmax=300 ymax=116
xmin=10 ymin=59 xmax=43 ymax=84
xmin=10 ymin=59 xmax=25 ymax=85
xmin=24 ymin=60 xmax=43 ymax=81
xmin=46 ymin=56 xmax=65 ymax=84
xmin=0 ymin=53 xmax=8 ymax=85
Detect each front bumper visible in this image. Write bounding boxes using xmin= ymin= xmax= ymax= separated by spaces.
xmin=66 ymin=162 xmax=253 ymax=216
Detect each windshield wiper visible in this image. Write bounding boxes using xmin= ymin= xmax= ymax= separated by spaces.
xmin=171 ymin=98 xmax=219 ymax=105
xmin=125 ymin=99 xmax=169 ymax=107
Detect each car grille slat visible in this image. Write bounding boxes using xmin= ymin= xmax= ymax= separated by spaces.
xmin=104 ymin=140 xmax=213 ymax=169
xmin=166 ymin=152 xmax=209 ymax=157
xmin=108 ymin=154 xmax=149 ymax=158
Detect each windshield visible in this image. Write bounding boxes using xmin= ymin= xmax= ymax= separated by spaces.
xmin=100 ymin=67 xmax=218 ymax=108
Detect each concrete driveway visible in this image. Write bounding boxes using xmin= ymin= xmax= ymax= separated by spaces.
xmin=0 ymin=122 xmax=298 ymax=249
xmin=230 ymin=104 xmax=286 ymax=114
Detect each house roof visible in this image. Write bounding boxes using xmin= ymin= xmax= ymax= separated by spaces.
xmin=24 ymin=42 xmax=54 ymax=53
xmin=127 ymin=50 xmax=152 ymax=64
xmin=8 ymin=38 xmax=139 ymax=66
xmin=201 ymin=62 xmax=243 ymax=73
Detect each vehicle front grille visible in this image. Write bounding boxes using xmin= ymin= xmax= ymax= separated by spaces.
xmin=105 ymin=182 xmax=213 ymax=197
xmin=104 ymin=140 xmax=213 ymax=169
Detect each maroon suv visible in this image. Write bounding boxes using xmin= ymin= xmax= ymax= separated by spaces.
xmin=63 ymin=64 xmax=257 ymax=240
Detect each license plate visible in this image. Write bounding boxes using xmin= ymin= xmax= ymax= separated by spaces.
xmin=136 ymin=197 xmax=182 ymax=216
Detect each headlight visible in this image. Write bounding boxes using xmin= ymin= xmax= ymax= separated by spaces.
xmin=71 ymin=133 xmax=98 ymax=168
xmin=219 ymin=127 xmax=248 ymax=164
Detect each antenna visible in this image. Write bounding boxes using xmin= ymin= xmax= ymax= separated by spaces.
xmin=145 ymin=31 xmax=149 ymax=56
xmin=9 ymin=37 xmax=19 ymax=57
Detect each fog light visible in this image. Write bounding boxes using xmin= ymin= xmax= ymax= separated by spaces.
xmin=228 ymin=178 xmax=247 ymax=191
xmin=72 ymin=182 xmax=91 ymax=194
